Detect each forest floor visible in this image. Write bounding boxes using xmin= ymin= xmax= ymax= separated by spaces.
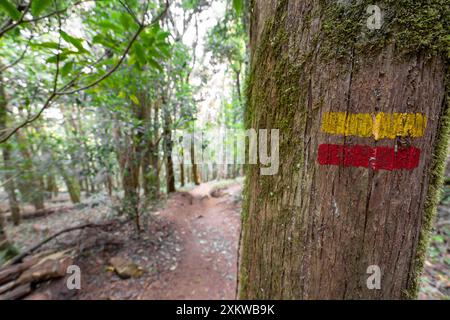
xmin=4 ymin=179 xmax=242 ymax=300
xmin=2 ymin=178 xmax=448 ymax=300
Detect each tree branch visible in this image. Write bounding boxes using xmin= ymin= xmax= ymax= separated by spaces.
xmin=0 ymin=1 xmax=170 ymax=144
xmin=0 ymin=37 xmax=33 ymax=73
xmin=56 ymin=0 xmax=169 ymax=96
xmin=118 ymin=0 xmax=141 ymax=27
xmin=0 ymin=2 xmax=31 ymax=39
xmin=5 ymin=219 xmax=123 ymax=266
xmin=0 ymin=0 xmax=97 ymax=38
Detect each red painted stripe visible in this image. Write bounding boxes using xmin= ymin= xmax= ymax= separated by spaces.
xmin=318 ymin=144 xmax=420 ymax=170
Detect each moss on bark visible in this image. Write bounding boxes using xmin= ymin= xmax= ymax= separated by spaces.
xmin=241 ymin=0 xmax=450 ymax=299
xmin=407 ymin=72 xmax=450 ymax=298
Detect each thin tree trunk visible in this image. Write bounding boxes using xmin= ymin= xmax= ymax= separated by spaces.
xmin=141 ymin=99 xmax=159 ymax=200
xmin=191 ymin=138 xmax=201 ymax=185
xmin=45 ymin=172 xmax=58 ymax=198
xmin=180 ymin=162 xmax=185 ymax=187
xmin=106 ymin=172 xmax=113 ymax=197
xmin=114 ymin=120 xmax=140 ymax=224
xmin=2 ymin=146 xmax=21 ymax=225
xmin=163 ymin=107 xmax=176 ymax=193
xmin=15 ymin=131 xmax=45 ymax=211
xmin=240 ymin=0 xmax=450 ymax=299
xmin=0 ymin=63 xmax=15 ymax=250
xmin=142 ymin=146 xmax=160 ymax=199
xmin=0 ymin=68 xmax=20 ymax=225
xmin=152 ymin=97 xmax=161 ymax=196
xmin=212 ymin=163 xmax=217 ymax=180
xmin=152 ymin=153 xmax=160 ymax=196
xmin=59 ymin=167 xmax=81 ymax=204
xmin=235 ymin=68 xmax=242 ymax=106
xmin=0 ymin=210 xmax=10 ymax=252
xmin=122 ymin=145 xmax=141 ymax=231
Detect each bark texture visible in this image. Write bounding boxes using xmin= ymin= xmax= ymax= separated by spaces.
xmin=240 ymin=0 xmax=450 ymax=299
xmin=16 ymin=131 xmax=45 ymax=211
xmin=0 ymin=68 xmax=20 ymax=225
xmin=191 ymin=139 xmax=201 ymax=185
xmin=163 ymin=107 xmax=176 ymax=193
xmin=59 ymin=167 xmax=80 ymax=204
xmin=2 ymin=146 xmax=20 ymax=225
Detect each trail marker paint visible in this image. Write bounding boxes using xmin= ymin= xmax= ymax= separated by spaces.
xmin=317 ymin=144 xmax=421 ymax=170
xmin=321 ymin=112 xmax=427 ymax=140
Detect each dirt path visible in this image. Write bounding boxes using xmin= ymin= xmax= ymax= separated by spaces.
xmin=139 ymin=182 xmax=242 ymax=300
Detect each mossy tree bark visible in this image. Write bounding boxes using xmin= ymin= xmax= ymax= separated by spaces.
xmin=0 ymin=212 xmax=9 ymax=251
xmin=122 ymin=145 xmax=141 ymax=230
xmin=59 ymin=166 xmax=81 ymax=204
xmin=3 ymin=145 xmax=21 ymax=225
xmin=240 ymin=0 xmax=450 ymax=299
xmin=180 ymin=149 xmax=185 ymax=187
xmin=0 ymin=68 xmax=21 ymax=225
xmin=119 ymin=91 xmax=153 ymax=231
xmin=45 ymin=172 xmax=59 ymax=199
xmin=191 ymin=139 xmax=201 ymax=185
xmin=163 ymin=104 xmax=176 ymax=193
xmin=152 ymin=98 xmax=161 ymax=196
xmin=16 ymin=131 xmax=45 ymax=211
xmin=142 ymin=98 xmax=161 ymax=199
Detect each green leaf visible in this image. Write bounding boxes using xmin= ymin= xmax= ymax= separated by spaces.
xmin=232 ymin=0 xmax=243 ymax=16
xmin=32 ymin=41 xmax=59 ymax=49
xmin=31 ymin=0 xmax=52 ymax=17
xmin=133 ymin=43 xmax=146 ymax=65
xmin=60 ymin=30 xmax=87 ymax=53
xmin=157 ymin=44 xmax=170 ymax=58
xmin=130 ymin=94 xmax=139 ymax=105
xmin=61 ymin=61 xmax=74 ymax=77
xmin=97 ymin=20 xmax=123 ymax=33
xmin=181 ymin=0 xmax=196 ymax=10
xmin=46 ymin=54 xmax=68 ymax=63
xmin=119 ymin=13 xmax=132 ymax=29
xmin=46 ymin=50 xmax=80 ymax=63
xmin=155 ymin=31 xmax=170 ymax=42
xmin=147 ymin=57 xmax=163 ymax=72
xmin=0 ymin=0 xmax=21 ymax=20
xmin=92 ymin=34 xmax=116 ymax=49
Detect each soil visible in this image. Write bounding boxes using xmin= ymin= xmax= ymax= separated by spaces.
xmin=139 ymin=183 xmax=242 ymax=300
xmin=22 ymin=182 xmax=242 ymax=300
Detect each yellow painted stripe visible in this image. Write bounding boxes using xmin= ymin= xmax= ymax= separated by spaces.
xmin=321 ymin=112 xmax=427 ymax=140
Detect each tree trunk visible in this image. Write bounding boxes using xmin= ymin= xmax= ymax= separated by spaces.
xmin=235 ymin=68 xmax=242 ymax=107
xmin=240 ymin=0 xmax=450 ymax=300
xmin=191 ymin=138 xmax=201 ymax=185
xmin=142 ymin=147 xmax=159 ymax=199
xmin=142 ymin=100 xmax=160 ymax=200
xmin=186 ymin=165 xmax=191 ymax=184
xmin=59 ymin=167 xmax=80 ymax=204
xmin=180 ymin=162 xmax=185 ymax=187
xmin=212 ymin=163 xmax=218 ymax=180
xmin=122 ymin=146 xmax=141 ymax=231
xmin=45 ymin=172 xmax=58 ymax=199
xmin=16 ymin=132 xmax=45 ymax=211
xmin=163 ymin=108 xmax=176 ymax=193
xmin=105 ymin=172 xmax=113 ymax=197
xmin=0 ymin=67 xmax=20 ymax=226
xmin=2 ymin=146 xmax=21 ymax=225
xmin=151 ymin=97 xmax=161 ymax=196
xmin=0 ymin=214 xmax=8 ymax=249
xmin=152 ymin=152 xmax=160 ymax=196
